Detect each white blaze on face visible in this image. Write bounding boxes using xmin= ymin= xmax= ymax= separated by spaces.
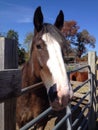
xmin=42 ymin=33 xmax=69 ymax=93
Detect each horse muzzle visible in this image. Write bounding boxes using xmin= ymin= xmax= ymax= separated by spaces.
xmin=48 ymin=83 xmax=71 ymax=111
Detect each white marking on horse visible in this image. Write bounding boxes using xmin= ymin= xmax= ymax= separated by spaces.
xmin=42 ymin=33 xmax=73 ymax=110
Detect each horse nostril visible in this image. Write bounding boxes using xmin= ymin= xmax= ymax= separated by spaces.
xmin=48 ymin=84 xmax=57 ymax=102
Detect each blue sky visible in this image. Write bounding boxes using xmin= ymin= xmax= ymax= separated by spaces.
xmin=0 ymin=0 xmax=98 ymax=55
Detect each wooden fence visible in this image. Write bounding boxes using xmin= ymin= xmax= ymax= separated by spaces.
xmin=0 ymin=37 xmax=21 ymax=130
xmin=0 ymin=37 xmax=97 ymax=130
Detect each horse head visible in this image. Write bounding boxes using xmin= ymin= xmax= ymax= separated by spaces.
xmin=31 ymin=6 xmax=73 ymax=111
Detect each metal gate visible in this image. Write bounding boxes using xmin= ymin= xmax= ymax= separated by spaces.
xmin=20 ymin=64 xmax=97 ymax=130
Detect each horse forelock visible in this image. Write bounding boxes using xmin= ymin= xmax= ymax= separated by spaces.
xmin=43 ymin=24 xmax=65 ymax=46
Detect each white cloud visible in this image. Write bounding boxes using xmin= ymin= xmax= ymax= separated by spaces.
xmin=17 ymin=17 xmax=32 ymax=23
xmin=0 ymin=1 xmax=34 ymax=23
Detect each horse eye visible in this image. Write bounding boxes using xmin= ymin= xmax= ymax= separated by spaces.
xmin=36 ymin=44 xmax=41 ymax=49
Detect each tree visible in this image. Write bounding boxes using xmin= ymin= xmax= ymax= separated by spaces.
xmin=6 ymin=29 xmax=19 ymax=43
xmin=62 ymin=21 xmax=96 ymax=58
xmin=18 ymin=48 xmax=26 ymax=65
xmin=64 ymin=39 xmax=73 ymax=56
xmin=61 ymin=21 xmax=79 ymax=55
xmin=6 ymin=29 xmax=26 ymax=65
xmin=62 ymin=21 xmax=79 ymax=41
xmin=24 ymin=32 xmax=33 ymax=52
xmin=75 ymin=30 xmax=96 ymax=58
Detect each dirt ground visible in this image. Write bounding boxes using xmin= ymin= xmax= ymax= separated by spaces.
xmin=44 ymin=109 xmax=67 ymax=130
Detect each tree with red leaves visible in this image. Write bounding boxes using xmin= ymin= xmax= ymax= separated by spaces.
xmin=62 ymin=21 xmax=96 ymax=58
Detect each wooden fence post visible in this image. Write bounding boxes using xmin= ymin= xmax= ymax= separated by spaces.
xmin=88 ymin=51 xmax=96 ymax=130
xmin=96 ymin=59 xmax=98 ymax=87
xmin=0 ymin=37 xmax=18 ymax=130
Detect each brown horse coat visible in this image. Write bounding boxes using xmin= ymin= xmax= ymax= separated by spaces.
xmin=16 ymin=62 xmax=49 ymax=129
xmin=70 ymin=71 xmax=88 ymax=82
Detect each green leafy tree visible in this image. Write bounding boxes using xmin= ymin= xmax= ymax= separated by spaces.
xmin=18 ymin=48 xmax=26 ymax=65
xmin=24 ymin=32 xmax=33 ymax=52
xmin=6 ymin=29 xmax=19 ymax=43
xmin=6 ymin=29 xmax=26 ymax=65
xmin=23 ymin=32 xmax=33 ymax=61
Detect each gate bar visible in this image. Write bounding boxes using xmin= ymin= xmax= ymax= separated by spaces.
xmin=72 ymin=91 xmax=90 ymax=113
xmin=73 ymin=79 xmax=90 ymax=93
xmin=72 ymin=103 xmax=89 ymax=128
xmin=53 ymin=106 xmax=71 ymax=130
xmin=21 ymin=82 xmax=43 ymax=94
xmin=20 ymin=107 xmax=52 ymax=130
xmin=68 ymin=65 xmax=90 ymax=74
xmin=77 ymin=111 xmax=89 ymax=130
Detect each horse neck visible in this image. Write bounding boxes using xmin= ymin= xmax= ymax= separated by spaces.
xmin=22 ymin=58 xmax=41 ymax=88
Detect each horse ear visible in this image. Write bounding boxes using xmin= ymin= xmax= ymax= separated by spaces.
xmin=54 ymin=10 xmax=64 ymax=30
xmin=33 ymin=6 xmax=43 ymax=32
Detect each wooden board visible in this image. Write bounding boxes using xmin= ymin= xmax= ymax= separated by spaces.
xmin=0 ymin=69 xmax=21 ymax=102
